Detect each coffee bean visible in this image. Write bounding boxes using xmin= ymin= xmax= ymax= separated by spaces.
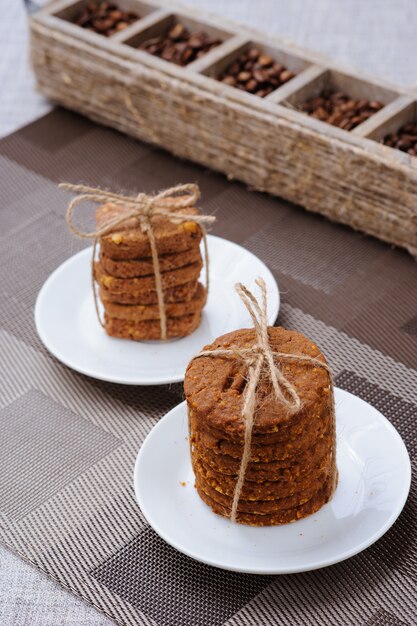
xmin=383 ymin=121 xmax=417 ymax=155
xmin=279 ymin=69 xmax=295 ymax=83
xmin=182 ymin=47 xmax=193 ymax=63
xmin=300 ymin=88 xmax=383 ymax=131
xmin=74 ymin=1 xmax=139 ymax=36
xmin=369 ymin=100 xmax=383 ymax=110
xmin=140 ymin=22 xmax=221 ymax=66
xmin=246 ymin=79 xmax=258 ymax=92
xmin=108 ymin=9 xmax=123 ymax=20
xmin=114 ymin=21 xmax=128 ymax=31
xmin=339 ymin=101 xmax=356 ymax=113
xmin=221 ymin=76 xmax=236 ymax=86
xmin=218 ymin=47 xmax=296 ymax=97
xmin=252 ymin=69 xmax=266 ymax=83
xmin=188 ymin=33 xmax=204 ymax=48
xmin=168 ymin=23 xmax=185 ymax=40
xmin=248 ymin=48 xmax=261 ymax=60
xmin=258 ymin=54 xmax=273 ymax=66
xmin=356 ymin=98 xmax=369 ymax=110
xmin=237 ymin=71 xmax=251 ymax=82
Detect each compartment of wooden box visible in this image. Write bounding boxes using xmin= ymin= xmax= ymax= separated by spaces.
xmin=200 ymin=40 xmax=311 ymax=98
xmin=53 ymin=0 xmax=158 ymax=39
xmin=281 ymin=68 xmax=398 ymax=131
xmin=119 ymin=11 xmax=232 ymax=71
xmin=30 ymin=0 xmax=417 ymax=257
xmin=364 ymin=100 xmax=417 ymax=159
xmin=123 ymin=13 xmax=231 ymax=49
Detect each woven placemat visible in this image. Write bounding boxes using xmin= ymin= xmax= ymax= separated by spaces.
xmin=0 ymin=109 xmax=416 ymax=626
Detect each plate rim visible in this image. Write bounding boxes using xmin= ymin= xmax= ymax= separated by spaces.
xmin=34 ymin=235 xmax=280 ymax=385
xmin=133 ymin=388 xmax=411 ymax=574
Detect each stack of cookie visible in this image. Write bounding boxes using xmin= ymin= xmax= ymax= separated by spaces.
xmin=184 ymin=327 xmax=337 ymax=526
xmin=94 ymin=200 xmax=207 ymax=340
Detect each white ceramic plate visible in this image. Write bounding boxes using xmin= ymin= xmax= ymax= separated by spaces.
xmin=134 ymin=388 xmax=411 ymax=574
xmin=35 ymin=235 xmax=279 ymax=385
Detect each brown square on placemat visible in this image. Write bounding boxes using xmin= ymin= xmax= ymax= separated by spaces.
xmin=92 ymin=527 xmax=270 ymax=626
xmin=0 ymin=390 xmax=120 ymax=521
xmin=244 ymin=212 xmax=383 ymax=294
xmin=402 ymin=314 xmax=417 ymax=338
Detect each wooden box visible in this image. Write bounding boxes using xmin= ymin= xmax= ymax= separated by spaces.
xmin=30 ymin=0 xmax=417 ymax=256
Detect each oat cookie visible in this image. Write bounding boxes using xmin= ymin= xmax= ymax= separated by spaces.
xmin=102 ymin=283 xmax=206 ymax=321
xmin=99 ymin=245 xmax=202 ymax=278
xmin=99 ymin=280 xmax=199 ymax=306
xmin=97 ymin=202 xmax=202 ymax=260
xmin=104 ymin=310 xmax=202 ymax=340
xmin=95 ymin=259 xmax=202 ymax=293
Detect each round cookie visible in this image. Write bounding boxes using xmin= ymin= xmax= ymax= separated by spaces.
xmin=97 ymin=202 xmax=203 ymax=260
xmin=184 ymin=327 xmax=331 ymax=436
xmin=188 ymin=404 xmax=313 ymax=445
xmin=102 ymin=283 xmax=206 ymax=321
xmin=185 ymin=325 xmax=337 ymax=525
xmin=195 ymin=474 xmax=328 ymax=514
xmin=104 ymin=310 xmax=202 ymax=340
xmin=195 ymin=474 xmax=336 ymax=526
xmin=99 ymin=280 xmax=199 ymax=306
xmin=99 ymin=245 xmax=202 ymax=278
xmin=193 ymin=454 xmax=332 ymax=501
xmin=190 ymin=432 xmax=331 ymax=482
xmin=95 ymin=259 xmax=203 ymax=293
xmin=190 ymin=407 xmax=331 ymax=461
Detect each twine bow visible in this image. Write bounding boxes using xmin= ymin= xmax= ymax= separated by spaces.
xmin=60 ymin=182 xmax=216 ymax=339
xmin=194 ymin=278 xmax=335 ymax=522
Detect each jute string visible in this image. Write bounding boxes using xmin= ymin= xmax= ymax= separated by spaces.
xmin=193 ymin=278 xmax=335 ymax=522
xmin=61 ymin=182 xmax=215 ymax=339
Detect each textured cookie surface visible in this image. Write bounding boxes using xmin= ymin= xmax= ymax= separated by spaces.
xmin=191 ymin=434 xmax=331 ymax=482
xmin=185 ymin=325 xmax=337 ymax=526
xmin=184 ymin=327 xmax=330 ymax=435
xmin=99 ymin=245 xmax=202 ymax=278
xmin=97 ymin=202 xmax=202 ymax=260
xmin=190 ymin=408 xmax=331 ymax=461
xmin=195 ymin=473 xmax=336 ymax=526
xmin=195 ymin=472 xmax=329 ymax=512
xmin=99 ymin=280 xmax=199 ymax=305
xmin=192 ymin=453 xmax=332 ymax=501
xmin=95 ymin=259 xmax=203 ymax=293
xmin=102 ymin=283 xmax=206 ymax=322
xmin=104 ymin=310 xmax=202 ymax=340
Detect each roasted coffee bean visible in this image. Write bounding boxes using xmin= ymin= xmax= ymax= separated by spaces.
xmin=219 ymin=47 xmax=295 ymax=97
xmin=258 ymin=54 xmax=273 ymax=66
xmin=383 ymin=122 xmax=417 ymax=156
xmin=237 ymin=71 xmax=251 ymax=82
xmin=74 ymin=1 xmax=139 ymax=36
xmin=139 ymin=22 xmax=222 ymax=66
xmin=168 ymin=23 xmax=185 ymax=40
xmin=299 ymin=88 xmax=383 ymax=131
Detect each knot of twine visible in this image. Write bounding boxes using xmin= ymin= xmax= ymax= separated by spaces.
xmin=60 ymin=182 xmax=216 ymax=339
xmin=194 ymin=278 xmax=335 ymax=523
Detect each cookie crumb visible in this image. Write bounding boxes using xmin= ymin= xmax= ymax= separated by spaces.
xmin=180 ymin=481 xmax=187 ymax=487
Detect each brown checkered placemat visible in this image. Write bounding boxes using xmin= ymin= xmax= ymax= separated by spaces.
xmin=0 ymin=109 xmax=416 ymax=626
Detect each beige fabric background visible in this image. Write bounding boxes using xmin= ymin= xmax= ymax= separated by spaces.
xmin=0 ymin=1 xmax=416 ymax=624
